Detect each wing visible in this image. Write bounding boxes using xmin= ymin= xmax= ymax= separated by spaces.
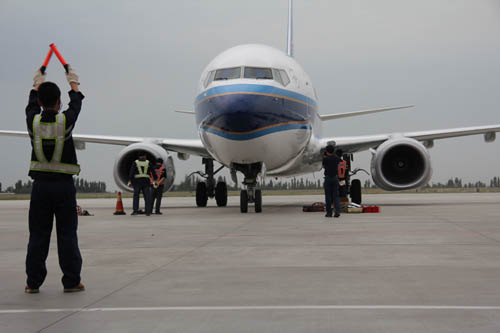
xmin=0 ymin=130 xmax=210 ymax=157
xmin=320 ymin=124 xmax=500 ymax=153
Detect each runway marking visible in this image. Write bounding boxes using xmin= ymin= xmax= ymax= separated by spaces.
xmin=2 ymin=305 xmax=500 ymax=314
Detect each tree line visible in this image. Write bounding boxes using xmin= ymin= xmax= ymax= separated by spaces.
xmin=0 ymin=178 xmax=106 ymax=194
xmin=364 ymin=177 xmax=500 ymax=189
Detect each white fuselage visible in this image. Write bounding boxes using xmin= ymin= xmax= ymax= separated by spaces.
xmin=195 ymin=44 xmax=324 ymax=176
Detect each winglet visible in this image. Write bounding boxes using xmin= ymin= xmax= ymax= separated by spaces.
xmin=319 ymin=105 xmax=414 ymax=121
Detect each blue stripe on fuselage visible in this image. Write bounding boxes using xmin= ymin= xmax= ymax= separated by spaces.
xmin=195 ymin=84 xmax=318 ymax=108
xmin=201 ymin=122 xmax=311 ymax=141
xmin=195 ymin=84 xmax=317 ymax=141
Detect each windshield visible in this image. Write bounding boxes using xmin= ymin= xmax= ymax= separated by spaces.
xmin=244 ymin=67 xmax=273 ymax=80
xmin=214 ymin=67 xmax=241 ymax=81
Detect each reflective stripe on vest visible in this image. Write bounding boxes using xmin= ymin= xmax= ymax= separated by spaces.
xmin=151 ymin=165 xmax=165 ymax=180
xmin=29 ymin=114 xmax=81 ymax=175
xmin=134 ymin=160 xmax=150 ymax=178
xmin=338 ymin=160 xmax=347 ymax=179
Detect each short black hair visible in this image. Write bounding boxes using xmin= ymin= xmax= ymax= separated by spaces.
xmin=156 ymin=158 xmax=164 ymax=164
xmin=326 ymin=145 xmax=335 ymax=154
xmin=335 ymin=149 xmax=343 ymax=157
xmin=38 ymin=82 xmax=61 ymax=108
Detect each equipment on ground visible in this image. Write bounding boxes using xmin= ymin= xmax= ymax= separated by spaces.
xmin=113 ymin=192 xmax=126 ymax=215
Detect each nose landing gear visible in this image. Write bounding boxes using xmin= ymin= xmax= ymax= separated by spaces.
xmin=234 ymin=162 xmax=263 ymax=213
xmin=192 ymin=158 xmax=228 ymax=207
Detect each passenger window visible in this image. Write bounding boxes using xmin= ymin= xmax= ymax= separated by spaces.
xmin=279 ymin=70 xmax=290 ymax=86
xmin=214 ymin=67 xmax=241 ymax=81
xmin=244 ymin=67 xmax=273 ymax=80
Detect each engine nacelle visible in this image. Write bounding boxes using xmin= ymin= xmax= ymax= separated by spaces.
xmin=370 ymin=137 xmax=432 ymax=191
xmin=113 ymin=143 xmax=175 ymax=193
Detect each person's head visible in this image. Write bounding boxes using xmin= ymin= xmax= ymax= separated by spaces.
xmin=156 ymin=158 xmax=163 ymax=165
xmin=325 ymin=145 xmax=335 ymax=155
xmin=335 ymin=149 xmax=343 ymax=158
xmin=138 ymin=153 xmax=147 ymax=161
xmin=38 ymin=82 xmax=61 ymax=111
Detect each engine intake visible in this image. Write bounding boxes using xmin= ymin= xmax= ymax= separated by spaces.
xmin=113 ymin=143 xmax=175 ymax=192
xmin=370 ymin=137 xmax=432 ymax=191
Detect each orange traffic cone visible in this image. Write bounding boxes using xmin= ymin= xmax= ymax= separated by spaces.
xmin=113 ymin=192 xmax=126 ymax=215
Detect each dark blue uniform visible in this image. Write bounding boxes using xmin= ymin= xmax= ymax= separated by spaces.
xmin=129 ymin=160 xmax=152 ymax=215
xmin=322 ymin=154 xmax=341 ymax=217
xmin=25 ymin=89 xmax=84 ymax=289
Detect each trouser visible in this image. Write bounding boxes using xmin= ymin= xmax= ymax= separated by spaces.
xmin=133 ymin=181 xmax=152 ymax=214
xmin=26 ymin=180 xmax=82 ymax=289
xmin=150 ymin=186 xmax=164 ymax=213
xmin=324 ymin=176 xmax=341 ymax=216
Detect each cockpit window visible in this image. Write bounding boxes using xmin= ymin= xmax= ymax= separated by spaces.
xmin=244 ymin=67 xmax=273 ymax=80
xmin=204 ymin=70 xmax=215 ymax=87
xmin=214 ymin=67 xmax=241 ymax=81
xmin=279 ymin=69 xmax=290 ymax=86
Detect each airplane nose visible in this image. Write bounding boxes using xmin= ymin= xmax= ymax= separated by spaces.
xmin=198 ymin=93 xmax=309 ymax=138
xmin=196 ymin=92 xmax=313 ymax=169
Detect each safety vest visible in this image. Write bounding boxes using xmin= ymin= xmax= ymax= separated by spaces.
xmin=151 ymin=165 xmax=165 ymax=181
xmin=29 ymin=114 xmax=81 ymax=175
xmin=134 ymin=159 xmax=150 ymax=178
xmin=338 ymin=160 xmax=347 ymax=179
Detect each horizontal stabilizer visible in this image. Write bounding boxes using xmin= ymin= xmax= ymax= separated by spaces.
xmin=175 ymin=110 xmax=195 ymax=115
xmin=319 ymin=105 xmax=414 ymax=121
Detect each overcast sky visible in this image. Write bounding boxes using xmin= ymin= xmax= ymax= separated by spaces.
xmin=1 ymin=0 xmax=499 ymax=190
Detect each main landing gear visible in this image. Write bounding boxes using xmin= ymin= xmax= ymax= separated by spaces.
xmin=234 ymin=162 xmax=263 ymax=213
xmin=193 ymin=158 xmax=228 ymax=207
xmin=343 ymin=153 xmax=368 ymax=205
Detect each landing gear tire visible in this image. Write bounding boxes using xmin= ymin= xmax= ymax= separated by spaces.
xmin=350 ymin=179 xmax=362 ymax=205
xmin=215 ymin=182 xmax=228 ymax=207
xmin=240 ymin=190 xmax=248 ymax=213
xmin=254 ymin=189 xmax=262 ymax=213
xmin=196 ymin=182 xmax=208 ymax=207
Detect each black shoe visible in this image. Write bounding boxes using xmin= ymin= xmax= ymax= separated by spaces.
xmin=325 ymin=213 xmax=332 ymax=218
xmin=155 ymin=211 xmax=162 ymax=215
xmin=334 ymin=213 xmax=340 ymax=218
xmin=131 ymin=212 xmax=139 ymax=216
xmin=146 ymin=213 xmax=151 ymax=216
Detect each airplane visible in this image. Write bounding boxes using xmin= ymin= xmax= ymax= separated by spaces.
xmin=1 ymin=0 xmax=499 ymax=213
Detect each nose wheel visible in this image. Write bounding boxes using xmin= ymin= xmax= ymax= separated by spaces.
xmin=193 ymin=158 xmax=228 ymax=207
xmin=234 ymin=162 xmax=263 ymax=213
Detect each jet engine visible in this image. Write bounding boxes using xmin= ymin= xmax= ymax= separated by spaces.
xmin=370 ymin=137 xmax=432 ymax=191
xmin=113 ymin=143 xmax=175 ymax=192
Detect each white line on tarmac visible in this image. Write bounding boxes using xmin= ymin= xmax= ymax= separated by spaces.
xmin=2 ymin=305 xmax=500 ymax=314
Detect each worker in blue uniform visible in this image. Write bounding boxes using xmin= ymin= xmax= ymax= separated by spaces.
xmin=24 ymin=66 xmax=85 ymax=293
xmin=128 ymin=154 xmax=152 ymax=216
xmin=322 ymin=144 xmax=341 ymax=218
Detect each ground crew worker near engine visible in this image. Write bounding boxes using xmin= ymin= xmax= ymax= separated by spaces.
xmin=336 ymin=149 xmax=348 ymax=198
xmin=322 ymin=144 xmax=341 ymax=218
xmin=150 ymin=158 xmax=167 ymax=214
xmin=128 ymin=154 xmax=152 ymax=216
xmin=24 ymin=67 xmax=85 ymax=293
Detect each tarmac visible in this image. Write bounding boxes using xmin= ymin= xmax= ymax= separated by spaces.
xmin=1 ymin=193 xmax=500 ymax=333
